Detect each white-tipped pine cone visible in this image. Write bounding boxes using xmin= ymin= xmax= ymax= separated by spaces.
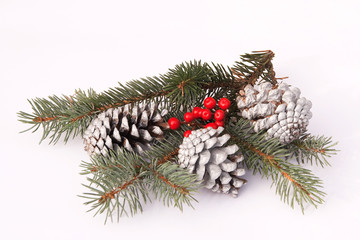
xmin=236 ymin=82 xmax=312 ymax=144
xmin=178 ymin=127 xmax=246 ymax=197
xmin=83 ymin=103 xmax=168 ymax=156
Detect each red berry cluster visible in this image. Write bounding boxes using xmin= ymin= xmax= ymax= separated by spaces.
xmin=167 ymin=97 xmax=231 ymax=137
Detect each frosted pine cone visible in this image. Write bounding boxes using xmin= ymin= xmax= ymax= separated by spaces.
xmin=83 ymin=103 xmax=168 ymax=156
xmin=236 ymin=82 xmax=312 ymax=144
xmin=178 ymin=127 xmax=246 ymax=197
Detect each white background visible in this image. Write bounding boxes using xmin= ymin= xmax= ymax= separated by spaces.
xmin=1 ymin=0 xmax=359 ymax=239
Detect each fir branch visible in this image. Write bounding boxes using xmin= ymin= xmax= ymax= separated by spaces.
xmin=226 ymin=119 xmax=326 ymax=211
xmin=80 ymin=135 xmax=199 ymax=221
xmin=98 ymin=176 xmax=139 ymax=203
xmin=148 ymin=161 xmax=198 ymax=211
xmin=18 ymin=89 xmax=102 ymax=143
xmin=232 ymin=50 xmax=279 ymax=85
xmin=101 ymin=76 xmax=170 ymax=109
xmin=287 ymin=134 xmax=338 ymax=167
xmin=80 ymin=150 xmax=150 ymax=222
xmin=19 ymin=51 xmax=277 ymax=143
xmin=143 ymin=135 xmax=199 ymax=210
xmin=162 ymin=60 xmax=211 ymax=108
xmin=157 ymin=148 xmax=180 ymax=165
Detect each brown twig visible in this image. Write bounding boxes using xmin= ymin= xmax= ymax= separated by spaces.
xmin=32 ymin=116 xmax=59 ymax=122
xmin=156 ymin=173 xmax=189 ymax=195
xmin=293 ymin=142 xmax=326 ymax=154
xmin=95 ymin=145 xmax=188 ymax=202
xmin=96 ymin=150 xmax=189 ymax=202
xmin=99 ymin=176 xmax=138 ymax=203
xmin=157 ymin=148 xmax=179 ymax=165
xmin=178 ymin=79 xmax=191 ymax=96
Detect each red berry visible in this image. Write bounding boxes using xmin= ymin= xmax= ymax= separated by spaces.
xmin=204 ymin=97 xmax=216 ymax=109
xmin=184 ymin=112 xmax=194 ymax=123
xmin=205 ymin=122 xmax=218 ymax=129
xmin=218 ymin=98 xmax=231 ymax=110
xmin=201 ymin=108 xmax=212 ymax=120
xmin=192 ymin=107 xmax=202 ymax=118
xmin=215 ymin=120 xmax=224 ymax=127
xmin=214 ymin=110 xmax=225 ymax=121
xmin=168 ymin=117 xmax=180 ymax=130
xmin=184 ymin=130 xmax=192 ymax=137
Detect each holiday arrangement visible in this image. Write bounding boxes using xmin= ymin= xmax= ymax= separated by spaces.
xmin=18 ymin=50 xmax=337 ymax=221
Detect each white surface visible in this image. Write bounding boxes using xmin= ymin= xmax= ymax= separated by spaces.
xmin=1 ymin=0 xmax=359 ymax=239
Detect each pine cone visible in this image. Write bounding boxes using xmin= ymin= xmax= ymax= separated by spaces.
xmin=83 ymin=103 xmax=168 ymax=156
xmin=178 ymin=127 xmax=246 ymax=197
xmin=236 ymin=82 xmax=312 ymax=144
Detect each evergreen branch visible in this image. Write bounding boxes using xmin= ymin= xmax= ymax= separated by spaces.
xmin=287 ymin=134 xmax=338 ymax=167
xmin=80 ymin=134 xmax=199 ymax=221
xmin=80 ymin=150 xmax=150 ymax=222
xmin=98 ymin=176 xmax=139 ymax=203
xmin=101 ymin=76 xmax=170 ymax=110
xmin=157 ymin=148 xmax=180 ymax=165
xmin=149 ymin=161 xmax=198 ymax=211
xmin=232 ymin=50 xmax=278 ymax=85
xmin=226 ymin=119 xmax=325 ymax=211
xmin=18 ymin=50 xmax=338 ymax=217
xmin=143 ymin=135 xmax=199 ymax=210
xmin=162 ymin=60 xmax=211 ymax=108
xmin=18 ymin=89 xmax=101 ymax=143
xmin=19 ymin=51 xmax=277 ymax=143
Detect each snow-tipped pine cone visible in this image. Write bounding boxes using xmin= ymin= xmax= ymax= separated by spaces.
xmin=236 ymin=82 xmax=312 ymax=144
xmin=178 ymin=127 xmax=246 ymax=197
xmin=83 ymin=103 xmax=168 ymax=156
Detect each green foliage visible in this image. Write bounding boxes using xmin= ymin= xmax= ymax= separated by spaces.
xmin=232 ymin=50 xmax=277 ymax=85
xmin=80 ymin=136 xmax=200 ymax=223
xmin=18 ymin=51 xmax=276 ymax=143
xmin=18 ymin=89 xmax=100 ymax=143
xmin=287 ymin=134 xmax=338 ymax=167
xmin=162 ymin=60 xmax=211 ymax=110
xmin=102 ymin=76 xmax=167 ymax=107
xmin=226 ymin=119 xmax=326 ymax=212
xmin=80 ymin=150 xmax=149 ymax=222
xmin=18 ymin=50 xmax=339 ymax=218
xmin=149 ymin=161 xmax=198 ymax=210
xmin=144 ymin=134 xmax=199 ymax=209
